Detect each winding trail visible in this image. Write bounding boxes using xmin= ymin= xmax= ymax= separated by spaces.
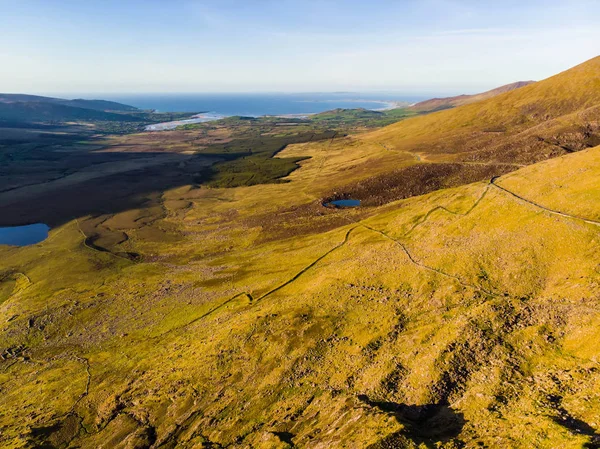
xmin=377 ymin=142 xmax=423 ymax=162
xmin=75 ymin=219 xmax=134 ymax=262
xmin=155 ymin=292 xmax=253 ymax=338
xmin=331 ymin=181 xmax=501 ymax=296
xmin=161 ymin=172 xmax=600 ymax=336
xmin=169 ymin=184 xmax=499 ymax=335
xmin=360 ymin=172 xmax=600 ymax=295
xmin=404 ymin=184 xmax=491 ymax=236
xmin=490 ymin=176 xmax=600 ymax=227
xmin=359 ymin=223 xmax=498 ymax=297
xmin=162 ymin=227 xmax=357 ymax=336
xmin=255 ymin=227 xmax=357 ymax=301
xmin=376 ymin=141 xmax=525 ymax=168
xmin=459 ymin=161 xmax=525 ymax=168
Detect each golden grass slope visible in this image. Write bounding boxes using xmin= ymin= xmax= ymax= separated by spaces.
xmin=268 ymin=56 xmax=600 ymax=217
xmin=1 ymin=56 xmax=600 ymax=448
xmin=409 ymin=80 xmax=535 ymax=112
xmin=366 ymin=55 xmax=600 ymax=160
xmin=2 ymin=136 xmax=600 ymax=447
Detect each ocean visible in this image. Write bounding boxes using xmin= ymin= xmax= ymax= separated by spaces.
xmin=99 ymin=92 xmax=428 ymax=115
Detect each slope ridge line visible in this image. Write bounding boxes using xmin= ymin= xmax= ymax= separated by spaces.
xmin=491 ymin=177 xmax=600 ymax=226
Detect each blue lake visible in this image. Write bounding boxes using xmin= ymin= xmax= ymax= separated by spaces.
xmin=327 ymin=199 xmax=361 ymax=208
xmin=0 ymin=224 xmax=50 ymax=246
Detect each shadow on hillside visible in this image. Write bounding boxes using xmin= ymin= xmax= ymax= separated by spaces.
xmin=548 ymin=395 xmax=600 ymax=448
xmin=0 ymin=150 xmax=220 ymax=228
xmin=28 ymin=413 xmax=81 ymax=449
xmin=358 ymin=395 xmax=466 ymax=448
xmin=0 ymin=123 xmax=340 ymax=231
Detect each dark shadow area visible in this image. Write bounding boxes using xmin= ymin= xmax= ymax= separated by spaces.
xmin=0 ymin=124 xmax=336 ymax=229
xmin=548 ymin=395 xmax=600 ymax=448
xmin=28 ymin=413 xmax=81 ymax=449
xmin=337 ymin=162 xmax=517 ymax=207
xmin=0 ymin=150 xmax=217 ymax=227
xmin=272 ymin=431 xmax=296 ymax=446
xmin=358 ymin=395 xmax=466 ymax=448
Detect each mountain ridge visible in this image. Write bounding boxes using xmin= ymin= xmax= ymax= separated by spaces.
xmin=0 ymin=93 xmax=140 ymax=123
xmin=0 ymin=93 xmax=138 ymax=112
xmin=409 ymin=80 xmax=535 ymax=112
xmin=0 ymin=101 xmax=143 ymax=123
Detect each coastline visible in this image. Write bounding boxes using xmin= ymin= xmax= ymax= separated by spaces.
xmin=145 ymin=102 xmax=408 ymax=131
xmin=145 ymin=112 xmax=227 ymax=131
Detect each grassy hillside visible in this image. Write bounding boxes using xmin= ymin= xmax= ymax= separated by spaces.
xmin=291 ymin=56 xmax=600 ymax=208
xmin=409 ymin=81 xmax=535 ymax=112
xmin=1 ymin=57 xmax=600 ymax=448
xmin=0 ymin=93 xmax=138 ymax=112
xmin=373 ymin=56 xmax=600 ymax=148
xmin=0 ymin=101 xmax=143 ymax=122
xmin=2 ymin=141 xmax=600 ymax=447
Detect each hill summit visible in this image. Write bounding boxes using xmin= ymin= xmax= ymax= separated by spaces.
xmin=409 ymin=80 xmax=535 ymax=112
xmin=0 ymin=93 xmax=139 ymax=123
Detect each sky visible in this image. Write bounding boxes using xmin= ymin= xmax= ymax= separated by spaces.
xmin=1 ymin=0 xmax=599 ymax=94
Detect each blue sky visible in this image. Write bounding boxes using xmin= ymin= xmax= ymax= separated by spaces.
xmin=1 ymin=0 xmax=599 ymax=94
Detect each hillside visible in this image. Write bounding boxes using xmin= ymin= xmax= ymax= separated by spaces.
xmin=2 ymin=57 xmax=600 ymax=448
xmin=375 ymin=56 xmax=600 ymax=150
xmin=409 ymin=81 xmax=535 ymax=112
xmin=0 ymin=101 xmax=143 ymax=123
xmin=0 ymin=93 xmax=141 ymax=124
xmin=0 ymin=93 xmax=138 ymax=112
xmin=292 ymin=56 xmax=600 ymax=209
xmin=2 ymin=141 xmax=600 ymax=447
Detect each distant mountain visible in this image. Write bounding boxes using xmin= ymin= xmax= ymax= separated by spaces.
xmin=370 ymin=56 xmax=600 ymax=162
xmin=0 ymin=93 xmax=140 ymax=123
xmin=312 ymin=108 xmax=383 ymax=119
xmin=0 ymin=101 xmax=143 ymax=123
xmin=409 ymin=81 xmax=535 ymax=112
xmin=0 ymin=93 xmax=138 ymax=112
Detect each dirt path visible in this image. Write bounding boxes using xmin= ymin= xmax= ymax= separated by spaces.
xmin=377 ymin=142 xmax=423 ymax=162
xmin=159 ymin=227 xmax=357 ymax=336
xmin=255 ymin=226 xmax=357 ymax=301
xmin=460 ymin=161 xmax=525 ymax=168
xmin=404 ymin=184 xmax=491 ymax=236
xmin=158 ymin=171 xmax=600 ymax=338
xmin=155 ymin=292 xmax=253 ymax=338
xmin=359 ymin=223 xmax=498 ymax=297
xmin=491 ymin=177 xmax=600 ymax=227
xmin=376 ymin=141 xmax=525 ymax=168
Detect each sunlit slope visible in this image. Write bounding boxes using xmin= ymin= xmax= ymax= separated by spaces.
xmin=409 ymin=80 xmax=535 ymax=112
xmin=277 ymin=57 xmax=600 ymax=210
xmin=365 ymin=55 xmax=600 ymax=162
xmin=2 ymin=143 xmax=600 ymax=447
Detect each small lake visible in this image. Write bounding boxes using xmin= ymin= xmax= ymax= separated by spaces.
xmin=326 ymin=199 xmax=361 ymax=208
xmin=0 ymin=224 xmax=50 ymax=246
